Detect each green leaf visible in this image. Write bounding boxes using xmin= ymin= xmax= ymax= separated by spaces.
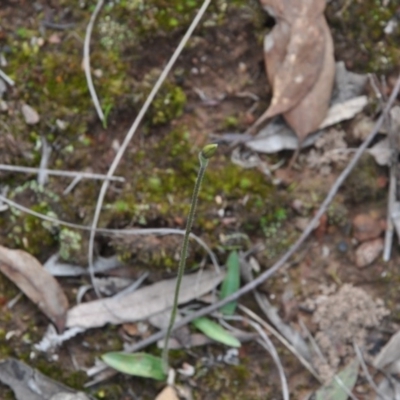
xmin=101 ymin=352 xmax=166 ymax=381
xmin=192 ymin=317 xmax=241 ymax=347
xmin=314 ymin=358 xmax=359 ymax=400
xmin=219 ymin=251 xmax=240 ymax=315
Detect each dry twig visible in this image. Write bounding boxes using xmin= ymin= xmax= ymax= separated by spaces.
xmin=83 ymin=0 xmax=105 ymax=123
xmin=0 ymin=164 xmax=124 ymax=182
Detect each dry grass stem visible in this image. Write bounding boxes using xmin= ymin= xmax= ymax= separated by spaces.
xmin=0 ymin=164 xmax=125 ymax=182
xmin=83 ymin=0 xmax=105 ymax=122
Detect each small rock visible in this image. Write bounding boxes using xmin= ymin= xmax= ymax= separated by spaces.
xmin=337 ymin=241 xmax=348 ymax=253
xmin=93 ymin=68 xmax=103 ymax=78
xmin=56 ymin=119 xmax=67 ymax=130
xmin=355 ymin=238 xmax=384 ymax=267
xmin=21 ymin=104 xmax=40 ymax=124
xmin=352 ymin=213 xmax=383 ymax=242
xmin=48 ymin=33 xmax=61 ymax=44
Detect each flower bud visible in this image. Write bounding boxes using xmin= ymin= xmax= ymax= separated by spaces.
xmin=200 ymin=143 xmax=218 ymax=159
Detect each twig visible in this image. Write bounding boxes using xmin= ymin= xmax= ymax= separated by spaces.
xmin=384 ymin=157 xmax=396 ymax=261
xmin=239 ymin=305 xmax=322 ymax=383
xmin=83 ymin=0 xmax=105 ymax=123
xmin=353 ymin=342 xmax=388 ymax=400
xmin=121 ymin=73 xmax=400 ymax=353
xmin=87 ymin=0 xmax=212 ymax=297
xmin=41 ymin=21 xmax=76 ymax=30
xmin=240 ymin=255 xmax=311 ymax=360
xmin=0 ymin=164 xmax=124 ymax=182
xmin=384 ymin=108 xmax=397 ymax=261
xmin=0 ymin=68 xmax=15 ymax=86
xmin=38 ymin=136 xmax=51 ymax=186
xmin=225 ymin=314 xmax=289 ymax=400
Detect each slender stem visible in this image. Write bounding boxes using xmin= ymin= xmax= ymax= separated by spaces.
xmin=162 ymin=149 xmax=214 ymax=374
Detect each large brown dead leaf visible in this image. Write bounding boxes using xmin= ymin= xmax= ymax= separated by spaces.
xmin=256 ymin=0 xmax=335 ymax=141
xmin=0 ymin=246 xmax=69 ymax=332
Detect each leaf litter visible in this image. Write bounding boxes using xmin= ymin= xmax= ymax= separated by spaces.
xmin=255 ymin=0 xmax=335 ymax=142
xmin=0 ymin=358 xmax=91 ymax=400
xmin=0 ymin=245 xmax=69 ymax=332
xmin=66 ymin=269 xmax=224 ymax=329
xmin=246 ymin=63 xmax=368 ymax=154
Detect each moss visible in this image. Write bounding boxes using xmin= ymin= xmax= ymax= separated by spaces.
xmin=326 ymin=0 xmax=400 ymax=73
xmin=2 ymin=181 xmax=59 ymax=256
xmin=133 ymin=68 xmax=187 ymax=126
xmin=194 ymin=361 xmax=266 ymax=400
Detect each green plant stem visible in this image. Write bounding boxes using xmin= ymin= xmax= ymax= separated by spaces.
xmin=161 ymin=151 xmax=211 ymax=374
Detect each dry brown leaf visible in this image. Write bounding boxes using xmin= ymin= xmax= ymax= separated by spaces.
xmin=257 ymin=0 xmax=335 ymax=141
xmin=66 ymin=269 xmax=225 ymax=329
xmin=0 ymin=246 xmax=69 ymax=332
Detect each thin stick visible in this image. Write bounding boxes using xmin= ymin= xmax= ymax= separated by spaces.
xmin=123 ymin=73 xmax=400 ymax=353
xmin=384 ymin=109 xmax=397 ymax=261
xmin=0 ymin=68 xmax=15 ymax=86
xmin=87 ymin=0 xmax=212 ymax=296
xmin=239 ymin=305 xmax=322 ymax=383
xmin=0 ymin=164 xmax=124 ymax=182
xmin=384 ymin=160 xmax=396 ymax=261
xmin=38 ymin=136 xmax=51 ymax=186
xmin=226 ymin=314 xmax=289 ymax=400
xmin=353 ymin=342 xmax=388 ymax=400
xmin=83 ymin=0 xmax=105 ymax=123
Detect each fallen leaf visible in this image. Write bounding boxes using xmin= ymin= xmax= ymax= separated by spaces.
xmin=257 ymin=0 xmax=335 ymax=141
xmin=319 ymin=96 xmax=368 ymax=129
xmin=314 ymin=358 xmax=359 ymax=400
xmin=355 ymin=238 xmax=384 ymax=268
xmin=155 ymin=386 xmax=179 ymax=400
xmin=374 ymin=330 xmax=400 ymax=373
xmin=368 ymin=138 xmax=391 ymax=166
xmin=66 ymin=269 xmax=225 ymax=329
xmin=21 ymin=103 xmax=40 ymax=124
xmin=0 ymin=358 xmax=90 ymax=400
xmin=246 ymin=96 xmax=367 ymax=154
xmin=375 ymin=377 xmax=400 ymax=400
xmin=0 ymin=245 xmax=69 ymax=332
xmin=101 ymin=352 xmax=166 ymax=381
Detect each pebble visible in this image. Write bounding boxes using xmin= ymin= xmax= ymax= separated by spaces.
xmin=337 ymin=241 xmax=348 ymax=253
xmin=352 ymin=213 xmax=383 ymax=242
xmin=355 ymin=238 xmax=384 ymax=268
xmin=21 ymin=103 xmax=40 ymax=125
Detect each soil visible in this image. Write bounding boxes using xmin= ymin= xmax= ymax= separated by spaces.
xmin=0 ymin=0 xmax=400 ymax=399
